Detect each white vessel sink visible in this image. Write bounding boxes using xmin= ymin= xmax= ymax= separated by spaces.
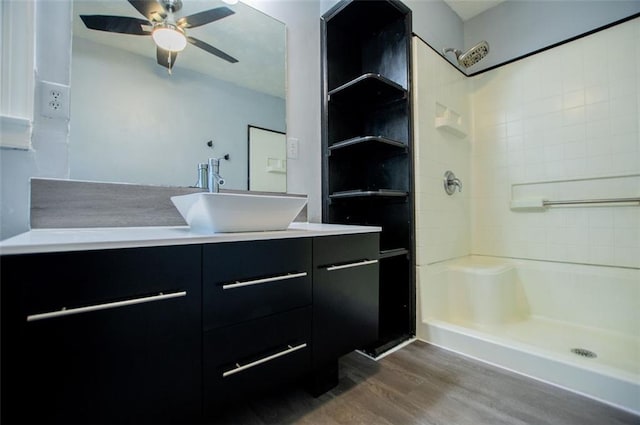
xmin=171 ymin=192 xmax=307 ymax=233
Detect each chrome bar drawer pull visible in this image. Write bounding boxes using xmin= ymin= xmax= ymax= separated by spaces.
xmin=222 ymin=272 xmax=308 ymax=290
xmin=326 ymin=259 xmax=378 ymax=271
xmin=26 ymin=291 xmax=187 ymax=322
xmin=222 ymin=343 xmax=307 ymax=378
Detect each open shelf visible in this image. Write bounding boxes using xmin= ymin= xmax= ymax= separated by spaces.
xmin=328 ymin=152 xmax=410 ymax=195
xmin=327 ymin=201 xmax=412 ymax=252
xmin=329 ymin=189 xmax=408 ymax=200
xmin=362 ymin=253 xmax=412 ymax=357
xmin=328 ymin=74 xmax=407 ymax=105
xmin=325 ymin=2 xmax=409 ymax=92
xmin=323 ymin=0 xmax=407 ymax=35
xmin=362 ymin=334 xmax=413 ymax=358
xmin=379 ymin=248 xmax=409 ymax=259
xmin=328 ymin=100 xmax=409 ymax=146
xmin=328 ymin=135 xmax=407 ymax=155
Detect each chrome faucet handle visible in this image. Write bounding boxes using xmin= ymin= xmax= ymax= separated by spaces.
xmin=453 ymin=178 xmax=462 ymax=192
xmin=194 ymin=162 xmax=209 ymax=189
xmin=444 ymin=170 xmax=462 ymax=195
xmin=208 ymin=154 xmax=230 ymax=163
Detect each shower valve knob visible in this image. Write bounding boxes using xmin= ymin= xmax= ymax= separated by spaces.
xmin=444 ymin=170 xmax=462 ymax=195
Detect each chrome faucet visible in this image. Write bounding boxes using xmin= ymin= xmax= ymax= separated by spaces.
xmin=443 ymin=170 xmax=462 ymax=195
xmin=193 ymin=154 xmax=229 ymax=192
xmin=195 ymin=163 xmax=209 ymax=189
xmin=207 ymin=157 xmax=226 ymax=193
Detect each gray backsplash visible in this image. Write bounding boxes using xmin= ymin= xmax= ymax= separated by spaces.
xmin=30 ymin=178 xmax=307 ymax=229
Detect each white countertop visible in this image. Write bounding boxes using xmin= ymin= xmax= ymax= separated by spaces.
xmin=0 ymin=223 xmax=382 ymax=255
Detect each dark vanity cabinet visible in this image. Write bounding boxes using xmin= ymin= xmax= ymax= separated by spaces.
xmin=201 ymin=239 xmax=313 ymax=417
xmin=321 ymin=0 xmax=415 ymax=357
xmin=0 ymin=246 xmax=202 ymax=424
xmin=0 ymin=231 xmax=379 ymax=423
xmin=310 ymin=233 xmax=380 ymax=394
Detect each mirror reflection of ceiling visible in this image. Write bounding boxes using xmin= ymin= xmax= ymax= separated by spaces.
xmin=73 ymin=0 xmax=285 ymax=99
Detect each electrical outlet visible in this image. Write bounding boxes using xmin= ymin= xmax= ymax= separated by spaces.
xmin=287 ymin=137 xmax=299 ymax=159
xmin=40 ymin=81 xmax=70 ymax=120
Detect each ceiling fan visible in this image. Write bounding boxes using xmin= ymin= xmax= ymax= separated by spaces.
xmin=79 ymin=0 xmax=238 ymax=73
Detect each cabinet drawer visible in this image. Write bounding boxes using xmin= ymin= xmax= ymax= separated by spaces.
xmin=14 ymin=292 xmax=200 ymax=423
xmin=203 ymin=307 xmax=311 ymax=412
xmin=203 ymin=239 xmax=312 ymax=330
xmin=313 ymin=233 xmax=379 ymax=267
xmin=1 ymin=246 xmax=202 ymax=424
xmin=312 ymin=233 xmax=380 ymax=367
xmin=313 ymin=260 xmax=379 ymax=365
xmin=2 ymin=245 xmax=201 ymax=319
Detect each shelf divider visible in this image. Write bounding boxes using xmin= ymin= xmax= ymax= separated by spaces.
xmin=379 ymin=248 xmax=409 ymax=259
xmin=329 ymin=189 xmax=408 ymax=200
xmin=328 ymin=135 xmax=407 ymax=154
xmin=328 ymin=73 xmax=407 ymax=105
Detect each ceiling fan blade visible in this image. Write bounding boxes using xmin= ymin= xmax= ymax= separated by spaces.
xmin=128 ymin=0 xmax=166 ymax=22
xmin=80 ymin=15 xmax=151 ymax=35
xmin=157 ymin=47 xmax=178 ymax=70
xmin=188 ymin=37 xmax=238 ymax=63
xmin=177 ymin=7 xmax=234 ymax=29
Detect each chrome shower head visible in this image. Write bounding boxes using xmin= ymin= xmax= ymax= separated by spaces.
xmin=443 ymin=40 xmax=490 ymax=68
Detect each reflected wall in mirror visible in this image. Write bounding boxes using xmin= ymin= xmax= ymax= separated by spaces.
xmin=69 ymin=0 xmax=286 ymax=191
xmin=248 ymin=126 xmax=286 ymax=192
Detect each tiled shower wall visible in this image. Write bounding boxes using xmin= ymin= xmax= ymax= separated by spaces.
xmin=413 ymin=18 xmax=639 ymax=269
xmin=413 ymin=39 xmax=471 ymax=266
xmin=470 ymin=18 xmax=640 ymax=268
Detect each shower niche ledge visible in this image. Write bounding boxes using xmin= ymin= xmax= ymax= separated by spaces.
xmin=435 ymin=103 xmax=467 ymax=138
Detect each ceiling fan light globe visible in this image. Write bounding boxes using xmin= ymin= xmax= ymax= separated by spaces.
xmin=152 ymin=25 xmax=187 ymax=52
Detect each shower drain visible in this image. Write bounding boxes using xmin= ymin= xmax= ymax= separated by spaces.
xmin=570 ymin=348 xmax=597 ymax=358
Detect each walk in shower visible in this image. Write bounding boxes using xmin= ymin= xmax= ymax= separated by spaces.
xmin=413 ymin=17 xmax=640 ymax=414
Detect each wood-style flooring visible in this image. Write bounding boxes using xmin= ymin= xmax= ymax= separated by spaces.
xmin=208 ymin=340 xmax=639 ymax=425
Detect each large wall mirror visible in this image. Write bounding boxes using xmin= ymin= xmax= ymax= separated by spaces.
xmin=69 ymin=0 xmax=286 ymax=191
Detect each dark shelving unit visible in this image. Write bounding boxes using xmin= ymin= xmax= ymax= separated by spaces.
xmin=321 ymin=0 xmax=415 ymax=358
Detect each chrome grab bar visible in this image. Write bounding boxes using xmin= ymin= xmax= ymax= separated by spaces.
xmin=326 ymin=259 xmax=378 ymax=271
xmin=222 ymin=272 xmax=308 ymax=290
xmin=222 ymin=343 xmax=307 ymax=378
xmin=26 ymin=291 xmax=187 ymax=322
xmin=543 ymin=197 xmax=640 ymax=206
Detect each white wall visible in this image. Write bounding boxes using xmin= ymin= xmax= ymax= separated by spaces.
xmin=470 ymin=17 xmax=640 ymax=268
xmin=406 ymin=0 xmax=463 ymax=58
xmin=235 ymin=0 xmax=323 ymax=221
xmin=0 ymin=0 xmax=72 ymax=239
xmin=464 ymin=0 xmax=640 ymax=73
xmin=70 ymin=38 xmax=285 ymax=189
xmin=413 ymin=37 xmax=471 ymax=266
xmin=414 ymin=17 xmax=640 ymax=269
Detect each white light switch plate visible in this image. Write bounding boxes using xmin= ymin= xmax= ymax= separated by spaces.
xmin=287 ymin=137 xmax=299 ymax=159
